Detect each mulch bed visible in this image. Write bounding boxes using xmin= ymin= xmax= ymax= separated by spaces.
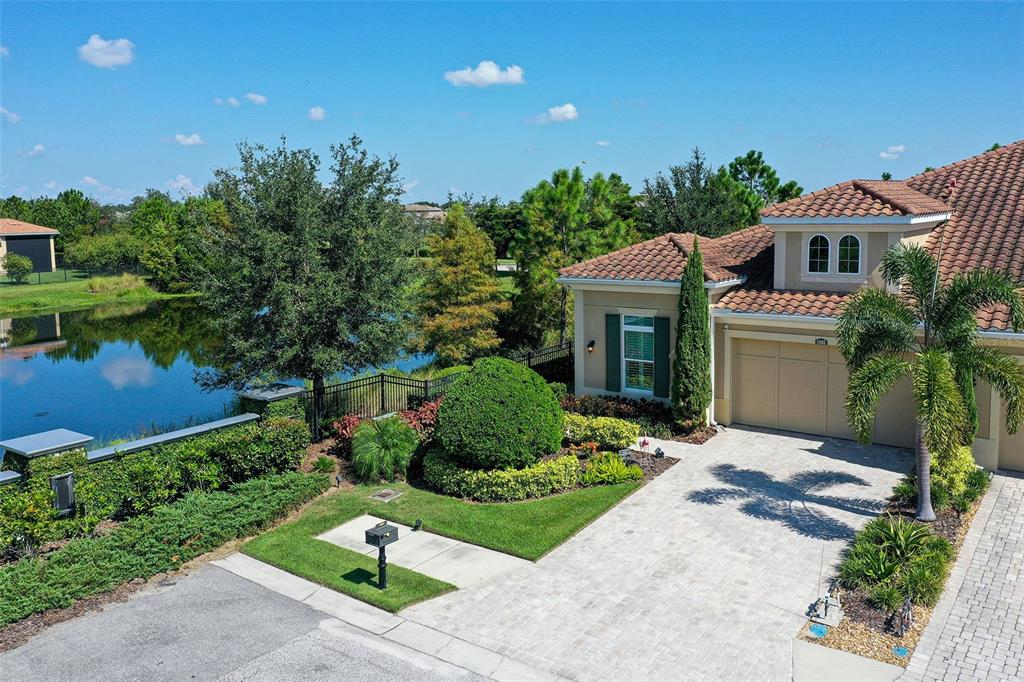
xmin=801 ymin=492 xmax=983 ymax=667
xmin=671 ymin=425 xmax=718 ymax=445
xmin=623 ymin=450 xmax=679 ymax=480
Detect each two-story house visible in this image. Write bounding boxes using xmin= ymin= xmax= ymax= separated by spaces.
xmin=557 ymin=141 xmax=1024 ymax=471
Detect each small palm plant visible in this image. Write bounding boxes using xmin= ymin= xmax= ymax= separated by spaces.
xmin=838 ymin=243 xmax=1024 ymax=521
xmin=350 ymin=416 xmax=419 ymax=482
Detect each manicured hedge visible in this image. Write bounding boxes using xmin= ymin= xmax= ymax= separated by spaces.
xmin=422 ymin=450 xmax=580 ymax=502
xmin=564 ymin=414 xmax=641 ymax=450
xmin=0 ymin=472 xmax=329 ymax=627
xmin=434 ymin=357 xmax=563 ymax=470
xmin=0 ymin=417 xmax=309 ymax=553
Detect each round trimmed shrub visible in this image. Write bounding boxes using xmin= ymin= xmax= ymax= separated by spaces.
xmin=434 ymin=357 xmax=563 ymax=470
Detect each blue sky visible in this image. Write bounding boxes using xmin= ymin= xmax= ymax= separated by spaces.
xmin=2 ymin=2 xmax=1022 ymax=204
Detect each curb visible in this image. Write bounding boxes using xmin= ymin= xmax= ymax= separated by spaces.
xmin=213 ymin=553 xmax=562 ymax=681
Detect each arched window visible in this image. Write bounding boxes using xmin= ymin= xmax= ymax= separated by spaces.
xmin=838 ymin=234 xmax=861 ymax=274
xmin=808 ymin=234 xmax=830 ymax=274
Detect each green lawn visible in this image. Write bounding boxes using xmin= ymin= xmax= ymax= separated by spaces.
xmin=0 ymin=277 xmax=192 ymax=315
xmin=243 ymin=480 xmax=639 ymax=611
xmin=0 ymin=268 xmax=88 ymax=287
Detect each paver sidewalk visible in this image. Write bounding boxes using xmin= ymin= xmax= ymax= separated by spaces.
xmin=901 ymin=473 xmax=1024 ymax=682
xmin=317 ymin=514 xmax=531 ymax=588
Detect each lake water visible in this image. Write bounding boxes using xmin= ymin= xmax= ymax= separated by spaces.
xmin=0 ymin=300 xmax=430 ymax=444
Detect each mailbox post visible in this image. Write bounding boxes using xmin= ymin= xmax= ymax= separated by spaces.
xmin=364 ymin=521 xmax=399 ymax=589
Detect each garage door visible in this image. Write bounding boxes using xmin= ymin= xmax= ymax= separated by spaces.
xmin=731 ymin=337 xmax=914 ymax=447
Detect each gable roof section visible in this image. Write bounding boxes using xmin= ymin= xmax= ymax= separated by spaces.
xmin=558 ymin=225 xmax=774 ymax=285
xmin=761 ymin=180 xmax=950 ymax=219
xmin=0 ymin=218 xmax=59 ymax=235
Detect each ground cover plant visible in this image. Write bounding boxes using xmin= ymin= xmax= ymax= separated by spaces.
xmin=350 ymin=416 xmax=418 ymax=482
xmin=0 ymin=416 xmax=309 ymax=557
xmin=0 ymin=472 xmax=328 ymax=627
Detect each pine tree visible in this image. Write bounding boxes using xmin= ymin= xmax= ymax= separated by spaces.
xmin=670 ymin=237 xmax=712 ymax=428
xmin=418 ymin=204 xmax=510 ymax=366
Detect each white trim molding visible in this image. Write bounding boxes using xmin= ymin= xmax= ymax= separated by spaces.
xmin=763 ymin=212 xmax=950 ymax=226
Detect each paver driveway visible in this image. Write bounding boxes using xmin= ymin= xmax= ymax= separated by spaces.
xmin=401 ymin=426 xmax=913 ymax=681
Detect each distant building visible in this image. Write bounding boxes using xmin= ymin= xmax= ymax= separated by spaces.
xmin=403 ymin=203 xmax=445 ymax=222
xmin=0 ymin=219 xmax=59 ymax=273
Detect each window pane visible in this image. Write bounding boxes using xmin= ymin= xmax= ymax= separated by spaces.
xmin=808 ymin=235 xmax=829 ymax=273
xmin=838 ymin=235 xmax=860 ymax=274
xmin=623 ymin=315 xmax=654 ymax=328
xmin=625 ymin=360 xmax=654 ymax=390
xmin=624 ymin=330 xmax=654 ymax=361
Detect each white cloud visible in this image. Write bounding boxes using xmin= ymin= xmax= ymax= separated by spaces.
xmin=165 ymin=174 xmax=199 ymax=196
xmin=81 ymin=175 xmax=127 ymax=200
xmin=402 ymin=179 xmax=419 ymax=194
xmin=44 ymin=180 xmax=60 ymax=190
xmin=0 ymin=46 xmax=9 ymax=58
xmin=307 ymin=106 xmax=326 ymax=121
xmin=244 ymin=92 xmax=268 ymax=105
xmin=879 ymin=144 xmax=906 ymax=160
xmin=13 ymin=185 xmax=28 ymax=195
xmin=78 ymin=34 xmax=135 ymax=69
xmin=174 ymin=133 xmax=205 ymax=146
xmin=82 ymin=176 xmax=105 ymax=188
xmin=1 ymin=106 xmax=21 ymax=124
xmin=18 ymin=144 xmax=45 ymax=158
xmin=529 ymin=102 xmax=579 ymax=125
xmin=101 ymin=357 xmax=153 ymax=389
xmin=214 ymin=96 xmax=240 ymax=107
xmin=444 ymin=60 xmax=525 ymax=88
xmin=596 ymin=140 xmax=611 ymax=147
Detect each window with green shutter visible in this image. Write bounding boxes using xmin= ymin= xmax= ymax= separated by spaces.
xmin=605 ymin=313 xmax=621 ymax=392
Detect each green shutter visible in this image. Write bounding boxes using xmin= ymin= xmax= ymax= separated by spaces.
xmin=605 ymin=313 xmax=621 ymax=392
xmin=653 ymin=316 xmax=670 ymax=398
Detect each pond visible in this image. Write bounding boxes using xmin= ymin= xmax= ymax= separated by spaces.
xmin=0 ymin=300 xmax=430 ymax=444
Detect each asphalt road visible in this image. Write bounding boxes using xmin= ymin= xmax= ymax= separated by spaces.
xmin=0 ymin=564 xmax=479 ymax=682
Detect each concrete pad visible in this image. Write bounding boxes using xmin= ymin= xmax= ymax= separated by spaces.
xmin=302 ymin=586 xmax=405 ymax=635
xmin=792 ymin=639 xmax=903 ymax=682
xmin=491 ymin=656 xmax=561 ymax=682
xmin=316 ymin=514 xmax=382 ymax=555
xmin=416 ymin=543 xmax=529 ymax=588
xmin=435 ymin=637 xmax=504 ymax=678
xmin=214 ymin=553 xmax=319 ymax=602
xmin=318 ymin=514 xmax=530 ymax=588
xmin=383 ymin=620 xmax=453 ymax=656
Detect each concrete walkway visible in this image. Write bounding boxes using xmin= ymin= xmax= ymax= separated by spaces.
xmin=318 ymin=515 xmax=530 ymax=588
xmin=901 ymin=472 xmax=1024 ymax=682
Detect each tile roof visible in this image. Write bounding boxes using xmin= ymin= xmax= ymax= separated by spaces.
xmin=559 ymin=141 xmax=1024 ymax=332
xmin=761 ymin=180 xmax=950 ymax=219
xmin=559 ymin=225 xmax=775 ymax=285
xmin=0 ymin=218 xmax=59 ymax=235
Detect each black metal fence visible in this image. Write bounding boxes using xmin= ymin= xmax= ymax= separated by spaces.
xmin=303 ymin=341 xmax=574 ymax=437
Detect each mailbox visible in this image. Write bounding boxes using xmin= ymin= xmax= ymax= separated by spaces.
xmin=365 ymin=522 xmax=399 ymax=548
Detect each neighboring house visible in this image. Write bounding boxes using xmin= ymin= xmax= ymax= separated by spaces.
xmin=403 ymin=203 xmax=446 ymax=222
xmin=0 ymin=219 xmax=59 ymax=274
xmin=558 ymin=141 xmax=1024 ymax=472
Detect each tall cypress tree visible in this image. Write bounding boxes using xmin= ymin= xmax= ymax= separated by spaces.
xmin=670 ymin=237 xmax=712 ymax=427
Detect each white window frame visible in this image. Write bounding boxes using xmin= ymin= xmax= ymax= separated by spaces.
xmin=621 ymin=314 xmax=655 ymax=395
xmin=837 ymin=234 xmax=862 ymax=275
xmin=805 ymin=233 xmax=831 ymax=275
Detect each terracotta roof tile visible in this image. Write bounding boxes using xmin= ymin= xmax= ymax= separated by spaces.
xmin=761 ymin=180 xmax=949 ymax=218
xmin=0 ymin=219 xmax=59 ymax=235
xmin=716 ymin=288 xmax=849 ymax=318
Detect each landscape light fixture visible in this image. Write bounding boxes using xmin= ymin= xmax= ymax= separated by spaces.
xmin=586 ymin=340 xmax=596 ymax=353
xmin=364 ymin=521 xmax=399 ymax=590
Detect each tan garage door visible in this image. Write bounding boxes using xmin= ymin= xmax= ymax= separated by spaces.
xmin=731 ymin=337 xmax=914 ymax=447
xmin=999 ymin=403 xmax=1024 ymax=472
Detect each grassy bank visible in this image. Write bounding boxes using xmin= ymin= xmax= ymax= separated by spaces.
xmin=0 ymin=274 xmax=193 ymax=316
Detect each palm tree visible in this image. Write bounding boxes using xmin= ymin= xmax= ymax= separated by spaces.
xmin=838 ymin=243 xmax=1024 ymax=521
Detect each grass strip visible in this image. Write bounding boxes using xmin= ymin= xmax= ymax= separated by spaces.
xmin=0 ymin=278 xmax=193 ymax=316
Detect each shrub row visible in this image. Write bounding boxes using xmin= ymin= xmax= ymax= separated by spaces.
xmin=561 ymin=393 xmax=675 ymax=425
xmin=422 ymin=450 xmax=580 ymax=502
xmin=564 ymin=414 xmax=641 ymax=450
xmin=838 ymin=514 xmax=955 ymax=611
xmin=0 ymin=417 xmax=309 ymax=553
xmin=0 ymin=472 xmax=330 ymax=627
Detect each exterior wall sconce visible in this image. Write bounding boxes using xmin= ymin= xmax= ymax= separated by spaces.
xmin=587 ymin=340 xmax=596 ymax=353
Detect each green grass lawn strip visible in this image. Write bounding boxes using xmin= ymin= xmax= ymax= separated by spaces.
xmin=0 ymin=278 xmax=194 ymax=315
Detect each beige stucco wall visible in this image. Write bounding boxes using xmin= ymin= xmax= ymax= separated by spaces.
xmin=0 ymin=237 xmax=6 ymax=274
xmin=578 ymin=288 xmax=680 ymax=394
xmin=780 ymin=230 xmax=894 ymax=293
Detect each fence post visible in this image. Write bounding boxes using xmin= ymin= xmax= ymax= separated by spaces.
xmin=423 ymin=378 xmax=431 ymax=403
xmin=526 ymin=349 xmax=533 ymax=367
xmin=379 ymin=375 xmax=386 ymax=415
